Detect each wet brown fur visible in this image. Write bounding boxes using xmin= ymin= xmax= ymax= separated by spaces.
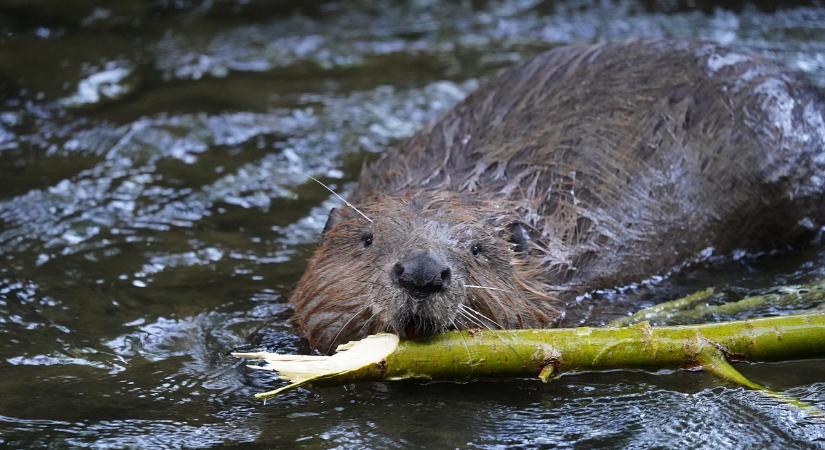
xmin=292 ymin=192 xmax=557 ymax=352
xmin=291 ymin=40 xmax=825 ymax=352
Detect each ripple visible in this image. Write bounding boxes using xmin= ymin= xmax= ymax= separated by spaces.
xmin=0 ymin=80 xmax=471 ymax=267
xmin=2 ymin=1 xmax=825 ymax=448
xmin=61 ymin=61 xmax=136 ymax=107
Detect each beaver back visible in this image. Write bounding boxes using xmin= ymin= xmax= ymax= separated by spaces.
xmin=355 ymin=40 xmax=825 ymax=294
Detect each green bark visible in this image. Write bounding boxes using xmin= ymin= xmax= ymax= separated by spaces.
xmin=608 ymin=287 xmax=715 ymax=327
xmin=610 ymin=279 xmax=825 ymax=327
xmin=235 ymin=314 xmax=825 ymax=402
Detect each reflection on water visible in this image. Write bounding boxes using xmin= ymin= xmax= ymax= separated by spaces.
xmin=1 ymin=1 xmax=824 ymax=448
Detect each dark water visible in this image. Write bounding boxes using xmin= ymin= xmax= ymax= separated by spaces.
xmin=1 ymin=1 xmax=825 ymax=448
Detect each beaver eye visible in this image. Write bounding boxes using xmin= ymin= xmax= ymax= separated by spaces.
xmin=471 ymin=243 xmax=482 ymax=256
xmin=360 ymin=232 xmax=373 ymax=248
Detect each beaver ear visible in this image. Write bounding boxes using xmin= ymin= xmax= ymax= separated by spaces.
xmin=506 ymin=221 xmax=530 ymax=254
xmin=322 ymin=208 xmax=342 ymax=237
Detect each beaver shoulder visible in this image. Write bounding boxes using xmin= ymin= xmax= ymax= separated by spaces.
xmin=292 ymin=40 xmax=825 ymax=351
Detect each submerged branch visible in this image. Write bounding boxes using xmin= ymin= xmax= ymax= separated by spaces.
xmin=610 ymin=278 xmax=825 ymax=327
xmin=608 ymin=288 xmax=715 ymax=327
xmin=235 ymin=314 xmax=825 ymax=406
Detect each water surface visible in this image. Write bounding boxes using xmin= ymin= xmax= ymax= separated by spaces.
xmin=1 ymin=1 xmax=825 ymax=448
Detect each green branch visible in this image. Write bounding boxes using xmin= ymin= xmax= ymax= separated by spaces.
xmin=610 ymin=279 xmax=825 ymax=327
xmin=235 ymin=314 xmax=825 ymax=407
xmin=608 ymin=288 xmax=715 ymax=327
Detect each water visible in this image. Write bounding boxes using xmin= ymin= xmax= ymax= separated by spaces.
xmin=1 ymin=1 xmax=825 ymax=447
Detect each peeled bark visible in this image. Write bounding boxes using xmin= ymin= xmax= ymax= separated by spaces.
xmin=235 ymin=314 xmax=825 ymax=404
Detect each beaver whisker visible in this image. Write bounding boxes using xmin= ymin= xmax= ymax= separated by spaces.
xmin=453 ymin=314 xmax=472 ymax=330
xmin=459 ymin=304 xmax=502 ymax=330
xmin=457 ymin=305 xmax=527 ymax=358
xmin=461 ymin=282 xmax=517 ymax=328
xmin=455 ymin=308 xmax=480 ymax=328
xmin=308 ymin=175 xmax=373 ymax=223
xmin=326 ymin=304 xmax=372 ymax=353
xmin=478 ymin=288 xmax=524 ymax=329
xmin=463 ymin=284 xmax=511 ymax=293
xmin=455 ymin=310 xmax=488 ymax=332
xmin=355 ymin=311 xmax=381 ymax=338
xmin=456 ymin=307 xmax=492 ymax=331
xmin=449 ymin=317 xmax=474 ymax=361
xmin=361 ymin=279 xmax=392 ymax=289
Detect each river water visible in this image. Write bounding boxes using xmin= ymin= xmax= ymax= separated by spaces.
xmin=1 ymin=1 xmax=825 ymax=448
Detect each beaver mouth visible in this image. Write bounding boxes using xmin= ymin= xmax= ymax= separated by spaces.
xmin=398 ymin=315 xmax=441 ymax=341
xmin=394 ymin=289 xmax=456 ymax=340
xmin=400 ymin=317 xmax=426 ymax=340
xmin=402 ymin=322 xmax=424 ymax=340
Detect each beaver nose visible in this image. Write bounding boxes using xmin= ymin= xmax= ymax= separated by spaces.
xmin=392 ymin=251 xmax=451 ymax=296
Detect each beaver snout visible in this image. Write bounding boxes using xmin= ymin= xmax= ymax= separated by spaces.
xmin=391 ymin=251 xmax=451 ymax=297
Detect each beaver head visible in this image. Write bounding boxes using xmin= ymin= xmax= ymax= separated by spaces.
xmin=289 ymin=191 xmax=559 ymax=352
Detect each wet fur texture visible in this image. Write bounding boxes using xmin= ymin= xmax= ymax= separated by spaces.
xmin=292 ymin=193 xmax=556 ymax=352
xmin=291 ymin=40 xmax=825 ymax=352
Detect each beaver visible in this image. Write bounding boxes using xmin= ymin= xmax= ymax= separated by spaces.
xmin=290 ymin=40 xmax=825 ymax=352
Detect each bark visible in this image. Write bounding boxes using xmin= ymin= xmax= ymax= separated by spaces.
xmin=610 ymin=279 xmax=825 ymax=327
xmin=235 ymin=314 xmax=825 ymax=406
